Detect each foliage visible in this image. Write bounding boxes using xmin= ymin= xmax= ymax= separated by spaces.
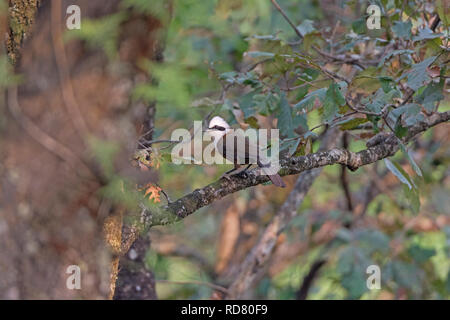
xmin=136 ymin=0 xmax=449 ymax=300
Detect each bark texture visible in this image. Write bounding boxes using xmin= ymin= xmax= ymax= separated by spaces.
xmin=113 ymin=236 xmax=157 ymax=300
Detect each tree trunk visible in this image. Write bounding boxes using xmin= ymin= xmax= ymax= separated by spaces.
xmin=0 ymin=0 xmax=170 ymax=299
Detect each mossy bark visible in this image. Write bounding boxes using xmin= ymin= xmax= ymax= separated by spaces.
xmin=6 ymin=0 xmax=39 ymax=64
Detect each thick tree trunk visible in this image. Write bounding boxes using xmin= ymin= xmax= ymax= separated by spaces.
xmin=113 ymin=236 xmax=157 ymax=300
xmin=0 ymin=0 xmax=170 ymax=299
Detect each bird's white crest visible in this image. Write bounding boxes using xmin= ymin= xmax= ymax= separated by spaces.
xmin=207 ymin=116 xmax=231 ymax=143
xmin=208 ymin=116 xmax=230 ymax=130
xmin=204 ymin=116 xmax=284 ymax=186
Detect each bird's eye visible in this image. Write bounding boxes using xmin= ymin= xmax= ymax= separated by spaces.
xmin=208 ymin=125 xmax=225 ymax=131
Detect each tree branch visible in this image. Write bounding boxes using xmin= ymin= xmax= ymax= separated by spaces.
xmin=143 ymin=111 xmax=449 ymax=229
xmin=296 ymin=259 xmax=327 ymax=300
xmin=312 ymin=46 xmax=367 ymax=70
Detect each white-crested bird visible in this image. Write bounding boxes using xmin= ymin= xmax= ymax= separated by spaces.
xmin=206 ymin=116 xmax=286 ymax=188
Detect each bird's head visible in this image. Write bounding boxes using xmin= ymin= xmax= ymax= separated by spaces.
xmin=206 ymin=116 xmax=231 ymax=141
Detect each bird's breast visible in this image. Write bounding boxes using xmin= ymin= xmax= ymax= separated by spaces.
xmin=217 ymin=133 xmax=261 ymax=164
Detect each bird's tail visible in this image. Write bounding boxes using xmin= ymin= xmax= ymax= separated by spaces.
xmin=258 ymin=160 xmax=285 ymax=188
xmin=268 ymin=173 xmax=286 ymax=188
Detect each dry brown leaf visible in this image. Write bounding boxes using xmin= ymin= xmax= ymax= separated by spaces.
xmin=427 ymin=66 xmax=440 ymax=78
xmin=144 ymin=184 xmax=162 ymax=203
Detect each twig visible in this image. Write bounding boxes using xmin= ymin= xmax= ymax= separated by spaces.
xmin=245 ymin=57 xmax=274 ymax=72
xmin=329 ymin=20 xmax=340 ymax=55
xmin=286 ymin=109 xmax=373 ymax=143
xmin=313 ymin=46 xmax=366 ymax=70
xmin=345 ymin=95 xmax=388 ymax=116
xmin=430 ymin=14 xmax=441 ymax=31
xmin=280 ymin=111 xmax=359 ymax=145
xmin=296 ymin=259 xmax=327 ymax=300
xmin=7 ymin=86 xmax=96 ymax=178
xmin=154 ymin=183 xmax=172 ymax=203
xmin=318 ymin=64 xmax=349 ymax=84
xmin=282 ymin=78 xmax=330 ymax=91
xmin=270 ymin=0 xmax=303 ymax=39
xmin=51 ymin=0 xmax=89 ymax=137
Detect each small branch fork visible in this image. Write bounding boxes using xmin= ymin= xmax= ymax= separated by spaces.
xmin=270 ymin=0 xmax=304 ymax=40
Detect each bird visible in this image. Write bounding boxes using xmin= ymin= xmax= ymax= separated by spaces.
xmin=206 ymin=116 xmax=286 ymax=188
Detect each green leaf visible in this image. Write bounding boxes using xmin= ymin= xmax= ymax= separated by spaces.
xmin=394 ymin=123 xmax=408 ymax=138
xmin=335 ymin=228 xmax=353 ymax=243
xmin=378 ymin=76 xmax=395 ymax=93
xmin=352 ymin=18 xmax=366 ymax=34
xmin=237 ymin=73 xmax=261 ymax=87
xmin=414 ymin=80 xmax=444 ymax=112
xmin=424 ymin=37 xmax=443 ymax=56
xmin=254 ymin=93 xmax=279 ymax=116
xmin=384 ymin=158 xmax=416 ymax=190
xmin=341 ymin=271 xmax=367 ymax=299
xmin=323 ymin=83 xmax=345 ymax=122
xmin=399 ymin=144 xmax=422 ymax=177
xmin=293 ymin=87 xmax=327 ymax=112
xmin=285 ymin=139 xmax=301 ymax=156
xmin=356 ymin=229 xmax=390 ymax=254
xmin=436 ymin=0 xmax=450 ymax=28
xmin=378 ymin=50 xmax=414 ymax=67
xmin=238 ymin=90 xmax=259 ymax=118
xmin=366 ymin=88 xmax=400 ymax=114
xmin=293 ymin=112 xmax=308 ymax=132
xmin=405 ymin=56 xmax=436 ymax=91
xmin=351 ymin=67 xmax=382 ymax=93
xmin=337 ymin=246 xmax=359 ymax=273
xmin=220 ymin=71 xmax=261 ymax=87
xmin=391 ymin=103 xmax=424 ymax=126
xmin=219 ymin=71 xmax=238 ymax=83
xmin=392 ymin=20 xmax=412 ymax=40
xmin=276 ymin=93 xmax=294 ymax=138
xmin=403 ymin=184 xmax=420 ymax=213
xmin=296 ymin=20 xmax=316 ymax=37
xmin=408 ymin=245 xmax=436 ymax=264
xmin=337 ymin=117 xmax=369 ymax=130
xmin=301 ymin=68 xmax=320 ymax=81
xmin=392 ymin=261 xmax=423 ymax=293
xmin=413 ymin=27 xmax=443 ymax=42
xmin=244 ymin=116 xmax=259 ymax=128
xmin=337 ymin=246 xmax=370 ymax=299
